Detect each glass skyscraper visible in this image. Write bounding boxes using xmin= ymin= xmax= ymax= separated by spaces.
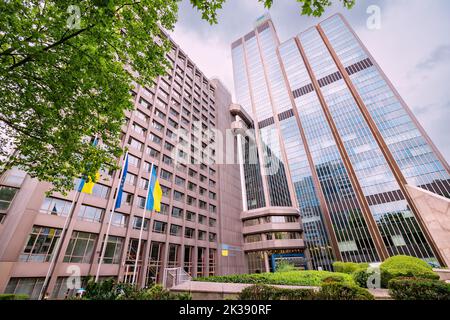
xmin=231 ymin=13 xmax=450 ymax=270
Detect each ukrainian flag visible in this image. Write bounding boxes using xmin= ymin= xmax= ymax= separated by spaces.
xmin=146 ymin=165 xmax=162 ymax=212
xmin=78 ymin=171 xmax=100 ymax=194
xmin=77 ymin=137 xmax=100 ymax=194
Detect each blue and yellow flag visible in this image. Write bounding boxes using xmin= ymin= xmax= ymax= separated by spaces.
xmin=77 ymin=137 xmax=100 ymax=194
xmin=146 ymin=165 xmax=162 ymax=212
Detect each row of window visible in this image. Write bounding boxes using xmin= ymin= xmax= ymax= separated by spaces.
xmin=40 ymin=197 xmax=217 ymax=226
xmin=19 ymin=225 xmax=217 ymax=264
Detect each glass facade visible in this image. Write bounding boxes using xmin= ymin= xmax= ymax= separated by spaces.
xmin=232 ymin=14 xmax=449 ymax=269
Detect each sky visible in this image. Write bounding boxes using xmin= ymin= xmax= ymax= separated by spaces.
xmin=169 ymin=0 xmax=450 ymax=162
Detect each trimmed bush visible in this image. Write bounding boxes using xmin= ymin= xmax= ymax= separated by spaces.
xmin=238 ymin=284 xmax=316 ymax=300
xmin=380 ymin=255 xmax=439 ymax=288
xmin=275 ymin=260 xmax=296 ymax=273
xmin=196 ymin=270 xmax=356 ymax=287
xmin=352 ymin=268 xmax=375 ymax=288
xmin=318 ymin=282 xmax=374 ymax=300
xmin=333 ymin=262 xmax=369 ymax=274
xmin=388 ymin=277 xmax=450 ymax=300
xmin=0 ymin=294 xmax=29 ymax=300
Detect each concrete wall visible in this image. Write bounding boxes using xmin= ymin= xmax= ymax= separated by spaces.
xmin=211 ymin=79 xmax=246 ymax=275
xmin=406 ymin=185 xmax=450 ymax=267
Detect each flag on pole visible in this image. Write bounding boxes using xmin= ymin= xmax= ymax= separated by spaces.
xmin=146 ymin=165 xmax=162 ymax=212
xmin=77 ymin=137 xmax=100 ymax=194
xmin=115 ymin=152 xmax=129 ymax=209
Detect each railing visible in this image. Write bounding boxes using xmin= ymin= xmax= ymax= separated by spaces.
xmin=162 ymin=267 xmax=192 ymax=289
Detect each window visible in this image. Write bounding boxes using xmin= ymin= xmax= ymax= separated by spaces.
xmin=160 ymin=169 xmax=172 ymax=181
xmin=135 ymin=110 xmax=149 ymax=122
xmin=39 ymin=197 xmax=72 ymax=217
xmin=149 ymin=133 xmax=162 ymax=145
xmin=111 ymin=212 xmax=128 ymax=228
xmin=139 ymin=97 xmax=151 ymax=109
xmin=166 ymin=129 xmax=176 ymax=141
xmin=162 ymin=155 xmax=173 ymax=166
xmin=147 ymin=147 xmax=160 ymax=158
xmin=139 ymin=178 xmax=149 ymax=190
xmin=128 ymin=137 xmax=143 ymax=151
xmin=200 ymin=174 xmax=207 ymax=182
xmin=209 ymin=204 xmax=216 ymax=214
xmin=174 ymin=176 xmax=185 ymax=187
xmin=154 ymin=109 xmax=166 ymax=120
xmin=170 ymin=224 xmax=182 ymax=236
xmin=209 ymin=233 xmax=217 ymax=242
xmin=20 ymin=226 xmax=62 ymax=262
xmin=160 ymin=203 xmax=169 ymax=215
xmin=168 ymin=118 xmax=178 ymax=128
xmin=199 ymin=187 xmax=206 ymax=196
xmin=133 ymin=216 xmax=150 ymax=231
xmin=164 ymin=142 xmax=175 ymax=152
xmin=209 ymin=179 xmax=216 ymax=187
xmin=91 ymin=184 xmax=110 ymax=199
xmin=198 ymin=230 xmax=207 ymax=241
xmin=128 ymin=154 xmax=141 ymax=167
xmin=78 ymin=205 xmax=103 ymax=223
xmin=245 ymin=234 xmax=262 ymax=243
xmin=102 ymin=236 xmax=124 ymax=264
xmin=161 ymin=185 xmax=171 ymax=197
xmin=209 ymin=218 xmax=216 ymax=227
xmin=185 ymin=227 xmax=195 ymax=239
xmin=153 ymin=220 xmax=167 ymax=234
xmin=173 ymin=191 xmax=184 ymax=202
xmin=152 ymin=120 xmax=164 ymax=132
xmin=187 ymin=196 xmax=196 ymax=206
xmin=188 ymin=169 xmax=197 ymax=178
xmin=119 ymin=192 xmax=133 ymax=207
xmin=132 ymin=122 xmax=146 ymax=135
xmin=125 ymin=173 xmax=137 ymax=186
xmin=2 ymin=168 xmax=27 ymax=186
xmin=5 ymin=277 xmax=45 ymax=300
xmin=186 ymin=211 xmax=196 ymax=222
xmin=199 ymin=200 xmax=207 ymax=210
xmin=209 ymin=191 xmax=216 ymax=200
xmin=136 ymin=196 xmax=146 ymax=209
xmin=187 ymin=182 xmax=197 ymax=191
xmin=171 ymin=206 xmax=183 ymax=218
xmin=198 ymin=214 xmax=206 ymax=225
xmin=64 ymin=231 xmax=97 ymax=263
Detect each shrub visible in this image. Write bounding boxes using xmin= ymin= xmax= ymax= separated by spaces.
xmin=333 ymin=262 xmax=369 ymax=274
xmin=352 ymin=268 xmax=375 ymax=288
xmin=318 ymin=282 xmax=374 ymax=300
xmin=238 ymin=284 xmax=316 ymax=300
xmin=0 ymin=294 xmax=30 ymax=300
xmin=196 ymin=270 xmax=355 ymax=287
xmin=380 ymin=255 xmax=439 ymax=288
xmin=388 ymin=277 xmax=450 ymax=300
xmin=275 ymin=260 xmax=296 ymax=273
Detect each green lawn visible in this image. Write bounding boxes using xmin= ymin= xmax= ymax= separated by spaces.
xmin=195 ymin=270 xmax=355 ymax=287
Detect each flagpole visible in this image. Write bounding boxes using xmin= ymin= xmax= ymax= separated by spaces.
xmin=131 ymin=163 xmax=154 ymax=287
xmin=39 ymin=134 xmax=100 ymax=300
xmin=95 ymin=151 xmax=129 ymax=282
xmin=38 ymin=186 xmax=81 ymax=300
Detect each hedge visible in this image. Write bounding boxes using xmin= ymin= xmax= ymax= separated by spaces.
xmin=0 ymin=294 xmax=29 ymax=300
xmin=332 ymin=262 xmax=369 ymax=274
xmin=239 ymin=284 xmax=316 ymax=300
xmin=238 ymin=283 xmax=374 ymax=300
xmin=380 ymin=255 xmax=439 ymax=288
xmin=319 ymin=282 xmax=374 ymax=300
xmin=388 ymin=277 xmax=450 ymax=300
xmin=195 ymin=270 xmax=356 ymax=287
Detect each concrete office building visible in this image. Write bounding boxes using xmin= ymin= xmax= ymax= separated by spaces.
xmin=230 ymin=13 xmax=450 ymax=271
xmin=0 ymin=33 xmax=245 ymax=299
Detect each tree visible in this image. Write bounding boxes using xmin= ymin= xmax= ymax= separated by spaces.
xmin=0 ymin=0 xmax=355 ymax=193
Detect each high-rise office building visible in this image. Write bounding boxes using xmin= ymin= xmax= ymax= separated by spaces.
xmin=230 ymin=13 xmax=450 ymax=271
xmin=0 ymin=32 xmax=245 ymax=299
